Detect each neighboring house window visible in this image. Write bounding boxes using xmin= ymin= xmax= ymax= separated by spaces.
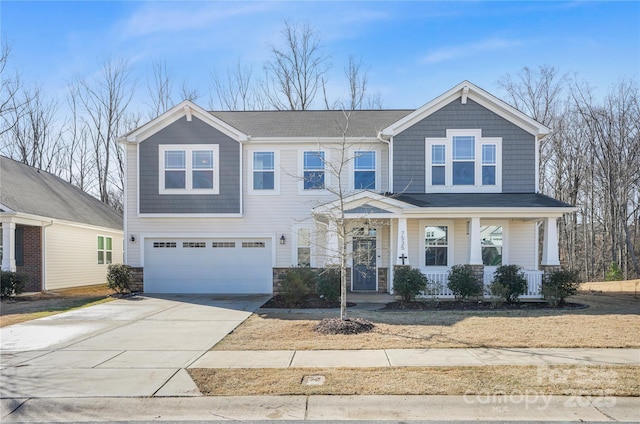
xmin=481 ymin=225 xmax=503 ymax=266
xmin=424 ymin=225 xmax=448 ymax=266
xmin=425 ymin=130 xmax=501 ymax=192
xmin=354 ymin=151 xmax=376 ymax=190
xmin=159 ymin=145 xmax=219 ymax=194
xmin=98 ymin=236 xmax=112 ymax=265
xmin=15 ymin=227 xmax=23 ymax=267
xmin=253 ymin=152 xmax=275 ymax=190
xmin=303 ymin=151 xmax=325 ymax=190
xmin=296 ymin=227 xmax=311 ymax=266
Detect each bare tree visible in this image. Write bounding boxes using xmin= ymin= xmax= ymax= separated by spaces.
xmin=72 ymin=57 xmax=135 ymax=207
xmin=263 ymin=21 xmax=329 ymax=110
xmin=146 ymin=59 xmax=174 ymax=119
xmin=0 ymin=39 xmax=26 ymax=138
xmin=210 ymin=61 xmax=257 ymax=110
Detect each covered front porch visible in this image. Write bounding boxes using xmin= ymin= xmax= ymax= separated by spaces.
xmin=314 ymin=191 xmax=574 ymax=299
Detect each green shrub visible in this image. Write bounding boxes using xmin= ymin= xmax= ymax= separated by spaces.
xmin=543 ymin=269 xmax=582 ymax=306
xmin=106 ymin=264 xmax=132 ymax=294
xmin=393 ymin=266 xmax=428 ymax=302
xmin=279 ymin=266 xmax=316 ymax=306
xmin=316 ymin=267 xmax=341 ymax=302
xmin=0 ymin=271 xmax=28 ymax=298
xmin=488 ymin=264 xmax=527 ymax=303
xmin=447 ymin=265 xmax=482 ymax=300
xmin=605 ymin=262 xmax=623 ymax=281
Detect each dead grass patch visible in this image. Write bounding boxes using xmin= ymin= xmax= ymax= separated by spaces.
xmin=214 ymin=292 xmax=640 ymax=350
xmin=189 ymin=365 xmax=640 ymax=396
xmin=0 ymin=284 xmax=115 ymax=327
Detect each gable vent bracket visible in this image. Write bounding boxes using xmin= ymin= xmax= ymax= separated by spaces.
xmin=461 ymin=86 xmax=469 ymax=104
xmin=184 ymin=105 xmax=192 ymax=122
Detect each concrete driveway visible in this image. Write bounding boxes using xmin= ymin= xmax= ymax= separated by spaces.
xmin=0 ymin=294 xmax=269 ymax=399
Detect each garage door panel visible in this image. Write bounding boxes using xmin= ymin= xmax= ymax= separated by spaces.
xmin=144 ymin=238 xmax=272 ymax=294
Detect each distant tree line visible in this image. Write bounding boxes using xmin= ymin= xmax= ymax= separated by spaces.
xmin=1 ymin=24 xmax=638 ymax=280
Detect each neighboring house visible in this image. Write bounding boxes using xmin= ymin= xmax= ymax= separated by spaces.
xmin=0 ymin=156 xmax=123 ymax=292
xmin=120 ymin=81 xmax=575 ymax=297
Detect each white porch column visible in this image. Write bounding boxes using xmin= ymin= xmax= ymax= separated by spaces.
xmin=468 ymin=217 xmax=483 ymax=265
xmin=325 ymin=220 xmax=340 ymax=266
xmin=1 ymin=221 xmax=16 ymax=271
xmin=541 ymin=216 xmax=560 ymax=266
xmin=396 ymin=218 xmax=409 ymax=265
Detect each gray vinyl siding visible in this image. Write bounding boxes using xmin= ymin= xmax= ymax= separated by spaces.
xmin=393 ymin=98 xmax=536 ymax=193
xmin=139 ymin=116 xmax=241 ymax=214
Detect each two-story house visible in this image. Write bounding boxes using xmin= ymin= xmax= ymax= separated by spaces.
xmin=120 ymin=81 xmax=574 ymax=297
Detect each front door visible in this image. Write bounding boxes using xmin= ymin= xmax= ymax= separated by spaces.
xmin=352 ymin=228 xmax=377 ymax=290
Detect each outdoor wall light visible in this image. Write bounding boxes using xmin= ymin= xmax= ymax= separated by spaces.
xmin=280 ymin=235 xmax=286 ymax=245
xmin=130 ymin=235 xmax=136 ymax=242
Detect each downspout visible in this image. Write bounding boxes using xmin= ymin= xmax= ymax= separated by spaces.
xmin=376 ymin=131 xmax=392 ymax=193
xmin=41 ymin=220 xmax=54 ymax=291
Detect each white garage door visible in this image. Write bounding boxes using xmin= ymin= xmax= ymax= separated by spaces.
xmin=144 ymin=238 xmax=272 ymax=294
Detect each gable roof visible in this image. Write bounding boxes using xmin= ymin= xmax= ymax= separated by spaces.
xmin=381 ymin=80 xmax=550 ymax=139
xmin=211 ymin=110 xmax=412 ymax=139
xmin=0 ymin=156 xmax=122 ymax=230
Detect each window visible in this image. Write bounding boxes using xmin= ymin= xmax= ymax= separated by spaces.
xmin=183 ymin=242 xmax=206 ymax=248
xmin=452 ymin=136 xmax=475 ymax=185
xmin=354 ymin=151 xmax=376 ymax=190
xmin=153 ymin=242 xmax=177 ymax=248
xmin=431 ymin=145 xmax=445 ymax=186
xmin=253 ymin=152 xmax=275 ymax=190
xmin=303 ymin=151 xmax=325 ymax=190
xmin=242 ymin=241 xmax=265 ymax=248
xmin=424 ymin=226 xmax=448 ymax=266
xmin=212 ymin=242 xmax=235 ymax=248
xmin=481 ymin=225 xmax=503 ymax=266
xmin=159 ymin=145 xmax=219 ymax=194
xmin=98 ymin=236 xmax=112 ymax=264
xmin=296 ymin=227 xmax=311 ymax=266
xmin=426 ymin=130 xmax=501 ymax=192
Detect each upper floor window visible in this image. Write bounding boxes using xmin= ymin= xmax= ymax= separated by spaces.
xmin=303 ymin=151 xmax=325 ymax=190
xmin=253 ymin=152 xmax=275 ymax=191
xmin=354 ymin=151 xmax=376 ymax=190
xmin=426 ymin=130 xmax=501 ymax=192
xmin=159 ymin=145 xmax=219 ymax=195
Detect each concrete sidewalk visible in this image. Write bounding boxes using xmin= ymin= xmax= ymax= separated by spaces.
xmin=191 ymin=348 xmax=640 ymax=368
xmin=2 ymin=395 xmax=639 ymax=422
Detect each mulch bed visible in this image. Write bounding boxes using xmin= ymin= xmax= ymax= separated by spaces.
xmin=261 ymin=294 xmax=356 ymax=309
xmin=315 ymin=317 xmax=375 ymax=334
xmin=383 ymin=300 xmax=587 ymax=311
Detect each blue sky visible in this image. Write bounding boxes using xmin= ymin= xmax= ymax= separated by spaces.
xmin=2 ymin=1 xmax=639 ymax=110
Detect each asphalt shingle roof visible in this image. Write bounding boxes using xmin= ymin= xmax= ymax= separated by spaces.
xmin=390 ymin=193 xmax=574 ymax=208
xmin=211 ymin=110 xmax=413 ymax=138
xmin=0 ymin=156 xmax=123 ymax=230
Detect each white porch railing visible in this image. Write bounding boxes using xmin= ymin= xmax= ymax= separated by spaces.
xmin=419 ymin=269 xmax=544 ymax=299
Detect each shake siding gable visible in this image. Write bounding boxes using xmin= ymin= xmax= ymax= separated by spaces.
xmin=138 ymin=116 xmax=240 ymax=214
xmin=393 ymin=98 xmax=536 ymax=193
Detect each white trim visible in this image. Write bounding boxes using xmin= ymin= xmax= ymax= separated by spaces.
xmin=388 ymin=137 xmax=394 ymax=192
xmin=119 ymin=100 xmax=249 ymax=144
xmin=245 ymin=136 xmax=380 ymax=144
xmin=138 ymin=213 xmax=243 ymax=218
xmin=123 ymin=144 xmax=129 ymax=265
xmin=247 ymin=149 xmax=280 ymax=195
xmin=419 ymin=219 xmax=455 ymax=272
xmin=349 ymin=224 xmax=380 ymax=292
xmin=350 ymin=149 xmax=381 ymax=193
xmin=381 ymin=81 xmax=550 ymax=138
xmin=480 ymin=219 xmax=509 ymax=267
xmin=425 ymin=129 xmax=502 ymax=193
xmin=0 ymin=203 xmax=15 ymax=213
xmin=535 ymin=136 xmax=540 ymax=193
xmin=298 ymin=149 xmax=330 ymax=195
xmin=292 ymin=224 xmax=315 ymax=267
xmin=0 ymin=211 xmax=122 ymax=234
xmin=159 ymin=144 xmax=220 ymax=195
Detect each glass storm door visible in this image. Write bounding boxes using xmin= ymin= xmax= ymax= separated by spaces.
xmin=352 ymin=228 xmax=377 ymax=290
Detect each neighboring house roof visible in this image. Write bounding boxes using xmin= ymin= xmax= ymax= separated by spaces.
xmin=211 ymin=110 xmax=413 ymax=139
xmin=0 ymin=156 xmax=123 ymax=230
xmin=390 ymin=193 xmax=573 ymax=209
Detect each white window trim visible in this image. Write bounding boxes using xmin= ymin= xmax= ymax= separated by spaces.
xmin=248 ymin=150 xmax=280 ymax=195
xmin=97 ymin=235 xmax=113 ymax=265
xmin=291 ymin=224 xmax=315 ymax=267
xmin=425 ymin=129 xmax=502 ymax=193
xmin=159 ymin=144 xmax=220 ymax=195
xmin=480 ymin=219 xmax=509 ymax=268
xmin=298 ymin=150 xmax=330 ymax=195
xmin=419 ymin=219 xmax=454 ymax=271
xmin=350 ymin=149 xmax=381 ymax=192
